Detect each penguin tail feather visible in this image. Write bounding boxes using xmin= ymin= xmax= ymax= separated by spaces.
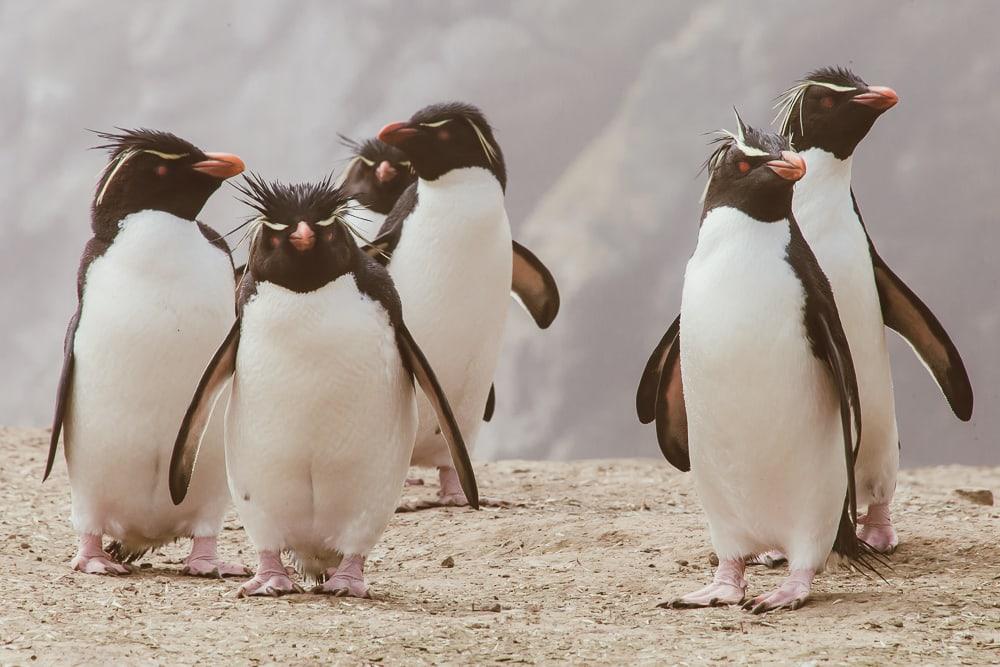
xmin=106 ymin=539 xmax=151 ymax=564
xmin=830 ymin=507 xmax=891 ymax=583
xmin=288 ymin=549 xmax=342 ymax=584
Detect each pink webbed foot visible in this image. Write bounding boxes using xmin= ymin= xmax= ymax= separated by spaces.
xmin=396 ymin=466 xmax=512 ymax=512
xmin=743 ymin=569 xmax=814 ymax=614
xmin=182 ymin=536 xmax=251 ymax=578
xmin=746 ymin=550 xmax=787 ymax=568
xmin=238 ymin=551 xmax=302 ymax=598
xmin=312 ymin=554 xmax=370 ymax=598
xmin=660 ymin=558 xmax=747 ymax=609
xmin=857 ymin=503 xmax=898 ymax=554
xmin=71 ymin=534 xmax=130 ymax=575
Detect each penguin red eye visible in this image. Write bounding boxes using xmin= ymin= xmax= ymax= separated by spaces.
xmin=438 ymin=129 xmax=450 ymax=141
xmin=156 ymin=165 xmax=169 ymax=176
xmin=820 ymin=96 xmax=834 ymax=109
xmin=737 ymin=161 xmax=751 ymax=174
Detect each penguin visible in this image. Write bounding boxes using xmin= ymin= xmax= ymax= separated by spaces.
xmin=336 ymin=135 xmax=416 ymax=241
xmin=46 ymin=128 xmax=247 ymax=576
xmin=170 ymin=174 xmax=477 ymax=597
xmin=652 ymin=116 xmax=877 ymax=613
xmin=365 ymin=102 xmax=556 ymax=509
xmin=770 ymin=66 xmax=973 ymax=553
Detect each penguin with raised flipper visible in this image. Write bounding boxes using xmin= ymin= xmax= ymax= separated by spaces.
xmin=170 ymin=174 xmax=477 ymax=597
xmin=652 ymin=117 xmax=878 ymax=613
xmin=47 ymin=128 xmax=247 ymax=577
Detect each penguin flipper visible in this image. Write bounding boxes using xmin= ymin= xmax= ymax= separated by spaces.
xmin=364 ymin=183 xmax=417 ymax=265
xmin=851 ymin=190 xmax=973 ymax=420
xmin=45 ymin=238 xmax=110 ymax=482
xmin=395 ymin=322 xmax=479 ymax=509
xmin=653 ymin=326 xmax=690 ymax=472
xmin=870 ymin=250 xmax=973 ymax=421
xmin=44 ymin=307 xmax=81 ymax=482
xmin=169 ymin=321 xmax=240 ymax=505
xmin=483 ymin=384 xmax=496 ymax=422
xmin=636 ymin=314 xmax=680 ymax=424
xmin=511 ymin=241 xmax=560 ymax=329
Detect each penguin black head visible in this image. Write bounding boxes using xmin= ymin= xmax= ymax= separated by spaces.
xmin=376 ymin=102 xmax=507 ymax=190
xmin=91 ymin=128 xmax=245 ymax=239
xmin=776 ymin=67 xmax=899 ymax=160
xmin=702 ymin=111 xmax=807 ymax=223
xmin=337 ymin=135 xmax=416 ymax=214
xmin=235 ymin=173 xmax=360 ymax=293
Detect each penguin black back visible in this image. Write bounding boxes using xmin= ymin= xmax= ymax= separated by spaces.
xmin=377 ymin=102 xmax=507 ymax=190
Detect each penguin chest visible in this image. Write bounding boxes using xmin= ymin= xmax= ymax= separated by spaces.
xmin=680 ymin=209 xmax=844 ymax=547
xmin=347 ymin=199 xmax=386 ymax=244
xmin=227 ymin=278 xmax=416 ymax=554
xmin=66 ymin=212 xmax=234 ymax=520
xmin=389 ymin=170 xmax=512 ymax=424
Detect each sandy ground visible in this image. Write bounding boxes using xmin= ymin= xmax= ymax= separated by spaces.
xmin=1 ymin=427 xmax=998 ymax=666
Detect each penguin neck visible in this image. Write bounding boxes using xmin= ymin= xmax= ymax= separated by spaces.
xmin=416 ymin=167 xmax=505 ymax=225
xmin=798 ymin=148 xmax=853 ymax=198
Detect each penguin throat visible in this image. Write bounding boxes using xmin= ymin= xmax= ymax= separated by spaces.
xmin=798 ymin=149 xmax=853 ymax=196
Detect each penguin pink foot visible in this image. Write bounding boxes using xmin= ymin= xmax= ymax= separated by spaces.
xmin=857 ymin=502 xmax=898 ymax=554
xmin=238 ymin=551 xmax=302 ymax=597
xmin=70 ymin=533 xmax=130 ymax=575
xmin=313 ymin=555 xmax=370 ymax=598
xmin=404 ymin=477 xmax=425 ymax=486
xmin=746 ymin=550 xmax=787 ymax=568
xmin=182 ymin=536 xmax=251 ymax=578
xmin=743 ymin=569 xmax=814 ymax=614
xmin=397 ymin=466 xmax=511 ymax=512
xmin=660 ymin=558 xmax=747 ymax=608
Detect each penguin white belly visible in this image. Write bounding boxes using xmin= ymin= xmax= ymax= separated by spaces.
xmin=794 ymin=149 xmax=898 ymax=506
xmin=681 ymin=208 xmax=846 ymax=570
xmin=226 ymin=278 xmax=416 ymax=577
xmin=346 ymin=199 xmax=386 ymax=244
xmin=65 ymin=210 xmax=235 ymax=548
xmin=388 ymin=169 xmax=512 ymax=467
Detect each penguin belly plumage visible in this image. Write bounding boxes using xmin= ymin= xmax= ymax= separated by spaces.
xmin=226 ymin=278 xmax=416 ymax=580
xmin=793 ymin=148 xmax=899 ymax=509
xmin=65 ymin=210 xmax=235 ymax=554
xmin=681 ymin=208 xmax=847 ymax=571
xmin=389 ymin=168 xmax=512 ymax=469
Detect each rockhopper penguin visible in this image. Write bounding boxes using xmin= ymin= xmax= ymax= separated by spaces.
xmin=650 ymin=117 xmax=878 ymax=612
xmin=170 ymin=174 xmax=477 ymax=597
xmin=46 ymin=128 xmax=247 ymax=576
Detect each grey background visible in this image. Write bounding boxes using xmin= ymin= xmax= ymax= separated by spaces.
xmin=2 ymin=1 xmax=996 ymax=466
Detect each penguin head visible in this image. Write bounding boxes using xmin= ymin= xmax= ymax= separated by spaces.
xmin=236 ymin=173 xmax=360 ymax=293
xmin=777 ymin=67 xmax=899 ymax=160
xmin=702 ymin=111 xmax=807 ymax=223
xmin=376 ymin=102 xmax=507 ymax=190
xmin=337 ymin=135 xmax=416 ymax=214
xmin=91 ymin=128 xmax=244 ymax=237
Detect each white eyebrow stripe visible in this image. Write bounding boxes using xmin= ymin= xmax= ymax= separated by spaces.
xmin=96 ymin=150 xmax=138 ymax=206
xmin=420 ymin=119 xmax=451 ymax=128
xmin=468 ymin=118 xmax=498 ymax=164
xmin=143 ymin=149 xmax=189 ymax=160
xmin=358 ymin=156 xmax=375 ymax=167
xmin=772 ymin=79 xmax=860 ymax=135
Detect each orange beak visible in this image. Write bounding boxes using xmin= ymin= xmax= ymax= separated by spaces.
xmin=767 ymin=151 xmax=807 ymax=181
xmin=192 ymin=152 xmax=245 ymax=180
xmin=378 ymin=121 xmax=418 ymax=146
xmin=851 ymin=85 xmax=899 ymax=111
xmin=375 ymin=160 xmax=398 ymax=183
xmin=289 ymin=221 xmax=315 ymax=252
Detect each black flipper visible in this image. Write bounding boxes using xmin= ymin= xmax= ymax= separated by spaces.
xmin=483 ymin=384 xmax=496 ymax=422
xmin=169 ymin=320 xmax=240 ymax=505
xmin=851 ymin=191 xmax=973 ymax=421
xmin=636 ymin=314 xmax=680 ymax=424
xmin=652 ymin=327 xmax=690 ymax=472
xmin=44 ymin=238 xmax=110 ymax=482
xmin=395 ymin=322 xmax=479 ymax=509
xmin=511 ymin=241 xmax=560 ymax=329
xmin=363 ymin=183 xmax=417 ymax=264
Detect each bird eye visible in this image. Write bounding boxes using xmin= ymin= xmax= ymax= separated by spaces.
xmin=737 ymin=161 xmax=751 ymax=174
xmin=262 ymin=220 xmax=289 ymax=231
xmin=438 ymin=129 xmax=450 ymax=141
xmin=821 ymin=96 xmax=834 ymax=109
xmin=156 ymin=165 xmax=168 ymax=177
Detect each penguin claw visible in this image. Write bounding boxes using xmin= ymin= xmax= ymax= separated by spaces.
xmin=71 ymin=554 xmax=131 ymax=576
xmin=237 ymin=573 xmax=301 ymax=598
xmin=741 ymin=570 xmax=813 ymax=614
xmin=659 ymin=580 xmax=746 ymax=609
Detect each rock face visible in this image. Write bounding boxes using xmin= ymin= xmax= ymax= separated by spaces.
xmin=1 ymin=2 xmax=997 ymax=465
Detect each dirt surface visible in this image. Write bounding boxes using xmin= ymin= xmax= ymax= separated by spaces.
xmin=1 ymin=427 xmax=998 ymax=666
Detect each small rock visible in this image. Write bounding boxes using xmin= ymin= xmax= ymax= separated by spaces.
xmin=709 ymin=552 xmax=719 ymax=566
xmin=140 ymin=563 xmax=152 ymax=569
xmin=441 ymin=556 xmax=455 ymax=568
xmin=954 ymin=489 xmax=994 ymax=506
xmin=485 ymin=603 xmax=502 ymax=613
xmin=19 ymin=542 xmax=30 ymax=550
xmin=676 ymin=559 xmax=689 ymax=567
